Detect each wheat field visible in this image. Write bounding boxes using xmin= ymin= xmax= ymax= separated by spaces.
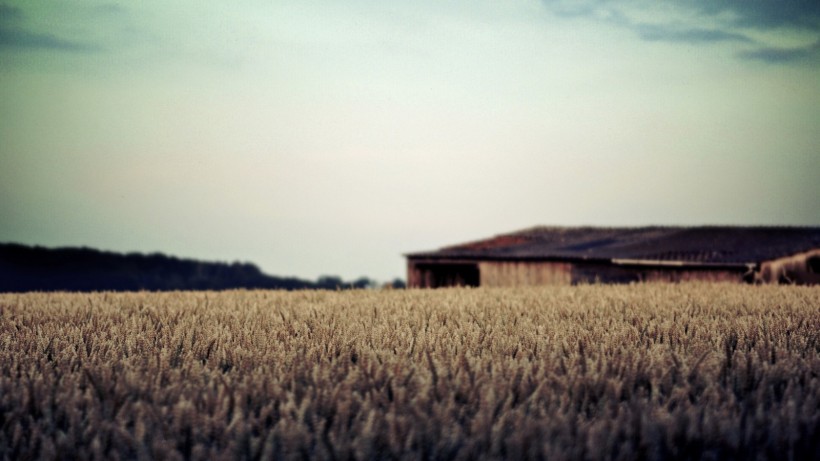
xmin=1 ymin=284 xmax=818 ymax=460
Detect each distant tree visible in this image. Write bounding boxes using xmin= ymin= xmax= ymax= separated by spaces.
xmin=350 ymin=277 xmax=375 ymax=289
xmin=390 ymin=278 xmax=406 ymax=289
xmin=316 ymin=275 xmax=345 ymax=290
xmin=0 ymin=244 xmax=318 ymax=292
xmin=380 ymin=278 xmax=406 ymax=290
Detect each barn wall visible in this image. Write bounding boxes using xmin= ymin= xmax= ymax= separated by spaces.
xmin=478 ymin=261 xmax=572 ymax=286
xmin=570 ymin=263 xmax=641 ymax=284
xmin=757 ymin=249 xmax=820 ymax=285
xmin=408 ymin=261 xmax=421 ymax=288
xmin=409 ymin=257 xmax=788 ymax=288
xmin=574 ymin=263 xmax=743 ymax=283
xmin=477 ymin=261 xmax=742 ymax=286
xmin=640 ymin=269 xmax=743 ymax=283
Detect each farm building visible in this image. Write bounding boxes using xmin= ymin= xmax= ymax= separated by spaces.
xmin=406 ymin=226 xmax=820 ymax=288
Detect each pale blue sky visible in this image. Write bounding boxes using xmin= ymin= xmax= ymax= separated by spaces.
xmin=2 ymin=0 xmax=819 ymax=281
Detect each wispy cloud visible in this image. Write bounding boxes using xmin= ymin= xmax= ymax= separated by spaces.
xmin=0 ymin=28 xmax=96 ymax=51
xmin=0 ymin=3 xmax=21 ymax=21
xmin=689 ymin=0 xmax=820 ymax=30
xmin=739 ymin=40 xmax=820 ymax=64
xmin=633 ymin=24 xmax=751 ymax=45
xmin=0 ymin=3 xmax=97 ymax=52
xmin=544 ymin=0 xmax=820 ymax=31
xmin=541 ymin=0 xmax=820 ymax=64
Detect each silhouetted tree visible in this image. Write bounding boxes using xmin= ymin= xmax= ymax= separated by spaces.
xmin=316 ymin=275 xmax=345 ymax=290
xmin=0 ymin=244 xmax=317 ymax=292
xmin=350 ymin=277 xmax=375 ymax=289
xmin=389 ymin=278 xmax=406 ymax=289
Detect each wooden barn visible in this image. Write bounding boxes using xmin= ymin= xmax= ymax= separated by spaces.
xmin=406 ymin=226 xmax=820 ymax=288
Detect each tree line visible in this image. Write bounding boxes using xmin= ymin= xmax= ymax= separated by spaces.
xmin=0 ymin=244 xmax=405 ymax=292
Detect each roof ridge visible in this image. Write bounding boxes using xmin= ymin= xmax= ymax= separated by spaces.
xmin=407 ymin=225 xmax=820 ymax=264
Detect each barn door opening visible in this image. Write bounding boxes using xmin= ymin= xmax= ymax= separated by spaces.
xmin=417 ymin=263 xmax=480 ymax=288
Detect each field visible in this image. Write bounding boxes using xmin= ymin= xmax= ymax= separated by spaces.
xmin=1 ymin=284 xmax=818 ymax=460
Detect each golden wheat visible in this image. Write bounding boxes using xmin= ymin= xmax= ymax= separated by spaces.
xmin=0 ymin=284 xmax=818 ymax=460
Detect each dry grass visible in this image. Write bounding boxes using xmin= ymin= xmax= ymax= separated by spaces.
xmin=1 ymin=284 xmax=818 ymax=460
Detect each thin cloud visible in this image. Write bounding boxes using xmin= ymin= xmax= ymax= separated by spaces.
xmin=0 ymin=3 xmax=97 ymax=52
xmin=541 ymin=0 xmax=820 ymax=63
xmin=739 ymin=40 xmax=820 ymax=64
xmin=543 ymin=1 xmax=754 ymax=45
xmin=93 ymin=4 xmax=127 ymax=15
xmin=689 ymin=0 xmax=820 ymax=31
xmin=634 ymin=24 xmax=751 ymax=45
xmin=544 ymin=0 xmax=820 ymax=31
xmin=0 ymin=28 xmax=96 ymax=51
xmin=0 ymin=3 xmax=21 ymax=21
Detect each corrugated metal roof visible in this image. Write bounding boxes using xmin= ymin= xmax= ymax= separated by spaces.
xmin=407 ymin=226 xmax=820 ymax=265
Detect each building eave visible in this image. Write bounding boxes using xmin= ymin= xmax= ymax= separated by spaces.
xmin=610 ymin=258 xmax=754 ymax=271
xmin=407 ymin=254 xmax=754 ymax=271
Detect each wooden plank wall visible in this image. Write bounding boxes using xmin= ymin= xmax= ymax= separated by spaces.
xmin=478 ymin=261 xmax=572 ymax=286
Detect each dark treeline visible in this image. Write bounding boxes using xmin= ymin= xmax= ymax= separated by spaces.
xmin=0 ymin=244 xmax=405 ymax=292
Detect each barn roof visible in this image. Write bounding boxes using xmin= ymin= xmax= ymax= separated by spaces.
xmin=407 ymin=226 xmax=820 ymax=266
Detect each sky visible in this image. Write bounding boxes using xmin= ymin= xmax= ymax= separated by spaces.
xmin=1 ymin=0 xmax=819 ymax=282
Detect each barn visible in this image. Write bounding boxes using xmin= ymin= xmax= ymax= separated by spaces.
xmin=406 ymin=226 xmax=820 ymax=288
